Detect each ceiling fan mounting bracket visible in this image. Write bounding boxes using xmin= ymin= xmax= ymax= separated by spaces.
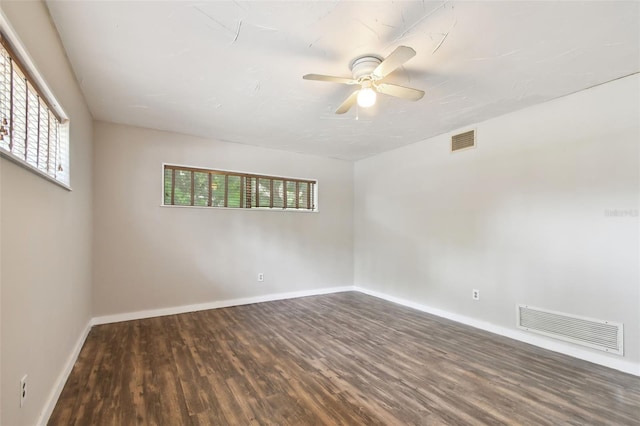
xmin=349 ymin=55 xmax=383 ymax=80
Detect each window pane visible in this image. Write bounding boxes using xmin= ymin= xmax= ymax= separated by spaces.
xmin=37 ymin=99 xmax=49 ymax=172
xmin=11 ymin=70 xmax=27 ymax=159
xmin=258 ymin=177 xmax=270 ymax=207
xmin=26 ymin=86 xmax=39 ymax=165
xmin=227 ymin=175 xmax=241 ymax=208
xmin=273 ymin=179 xmax=284 ymax=208
xmin=250 ymin=177 xmax=258 ymax=207
xmin=0 ymin=51 xmax=10 ymax=151
xmin=48 ymin=115 xmax=58 ymax=176
xmin=211 ymin=173 xmax=226 ymax=207
xmin=298 ymin=183 xmax=308 ymax=209
xmin=174 ymin=169 xmax=192 ymax=206
xmin=194 ymin=172 xmax=208 ymax=206
xmin=163 ymin=168 xmax=172 ymax=204
xmin=244 ymin=176 xmax=252 ymax=208
xmin=286 ymin=181 xmax=296 ymax=208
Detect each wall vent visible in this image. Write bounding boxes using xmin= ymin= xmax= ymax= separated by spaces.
xmin=517 ymin=305 xmax=623 ymax=355
xmin=451 ymin=129 xmax=475 ymax=152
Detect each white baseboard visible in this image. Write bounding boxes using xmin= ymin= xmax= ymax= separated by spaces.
xmin=92 ymin=286 xmax=356 ymax=325
xmin=37 ymin=320 xmax=93 ymax=426
xmin=355 ymin=286 xmax=639 ymax=377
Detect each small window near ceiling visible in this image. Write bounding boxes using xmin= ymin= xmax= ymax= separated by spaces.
xmin=163 ymin=164 xmax=317 ymax=211
xmin=0 ymin=32 xmax=70 ymax=187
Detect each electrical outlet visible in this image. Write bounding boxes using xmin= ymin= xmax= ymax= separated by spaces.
xmin=257 ymin=273 xmax=264 ymax=282
xmin=20 ymin=375 xmax=27 ymax=407
xmin=472 ymin=289 xmax=480 ymax=300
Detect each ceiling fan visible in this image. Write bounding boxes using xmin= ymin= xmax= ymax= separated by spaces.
xmin=303 ymin=46 xmax=425 ymax=114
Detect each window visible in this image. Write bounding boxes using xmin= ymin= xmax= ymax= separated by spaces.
xmin=163 ymin=164 xmax=317 ymax=211
xmin=0 ymin=33 xmax=69 ymax=186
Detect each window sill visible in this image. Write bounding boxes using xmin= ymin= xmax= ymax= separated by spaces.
xmin=1 ymin=150 xmax=71 ymax=191
xmin=159 ymin=204 xmax=318 ymax=213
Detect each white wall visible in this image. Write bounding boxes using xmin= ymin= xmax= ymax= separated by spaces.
xmin=92 ymin=122 xmax=353 ymax=317
xmin=354 ymin=74 xmax=640 ymax=368
xmin=0 ymin=1 xmax=94 ymax=425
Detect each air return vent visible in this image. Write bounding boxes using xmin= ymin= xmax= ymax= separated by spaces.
xmin=451 ymin=129 xmax=475 ymax=152
xmin=517 ymin=305 xmax=623 ymax=355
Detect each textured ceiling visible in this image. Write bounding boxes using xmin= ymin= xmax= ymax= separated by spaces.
xmin=46 ymin=1 xmax=639 ymax=160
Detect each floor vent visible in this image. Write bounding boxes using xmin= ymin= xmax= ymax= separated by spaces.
xmin=517 ymin=305 xmax=623 ymax=355
xmin=451 ymin=129 xmax=475 ymax=152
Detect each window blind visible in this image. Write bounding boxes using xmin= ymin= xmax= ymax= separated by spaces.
xmin=163 ymin=164 xmax=317 ymax=211
xmin=0 ymin=33 xmax=68 ymax=185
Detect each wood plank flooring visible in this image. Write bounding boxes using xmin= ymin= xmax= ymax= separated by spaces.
xmin=49 ymin=292 xmax=640 ymax=425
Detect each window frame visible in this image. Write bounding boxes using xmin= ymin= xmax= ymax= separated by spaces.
xmin=161 ymin=163 xmax=319 ymax=212
xmin=0 ymin=16 xmax=70 ymax=190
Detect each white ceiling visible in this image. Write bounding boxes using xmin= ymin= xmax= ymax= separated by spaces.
xmin=46 ymin=1 xmax=639 ymax=160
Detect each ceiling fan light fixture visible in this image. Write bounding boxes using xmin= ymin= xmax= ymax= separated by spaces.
xmin=357 ymin=87 xmax=376 ymax=108
xmin=303 ymin=46 xmax=423 ymax=114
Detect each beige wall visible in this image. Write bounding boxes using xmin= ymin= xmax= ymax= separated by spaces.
xmin=354 ymin=74 xmax=640 ymax=367
xmin=0 ymin=1 xmax=94 ymax=425
xmin=92 ymin=122 xmax=353 ymax=317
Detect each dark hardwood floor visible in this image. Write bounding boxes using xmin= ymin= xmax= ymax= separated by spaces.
xmin=49 ymin=292 xmax=640 ymax=425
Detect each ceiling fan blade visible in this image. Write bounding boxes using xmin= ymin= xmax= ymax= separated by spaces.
xmin=372 ymin=46 xmax=416 ymax=79
xmin=335 ymin=91 xmax=359 ymax=114
xmin=303 ymin=74 xmax=358 ymax=85
xmin=376 ymin=83 xmax=425 ymax=101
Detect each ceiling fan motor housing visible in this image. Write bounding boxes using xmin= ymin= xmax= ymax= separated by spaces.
xmin=350 ymin=55 xmax=383 ymax=80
